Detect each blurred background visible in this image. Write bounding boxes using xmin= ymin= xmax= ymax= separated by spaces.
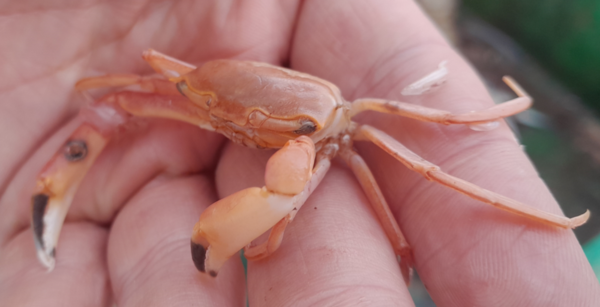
xmin=412 ymin=0 xmax=600 ymax=305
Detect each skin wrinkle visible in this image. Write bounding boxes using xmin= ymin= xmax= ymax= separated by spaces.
xmin=350 ymin=42 xmax=449 ymax=101
xmin=90 ymin=2 xmax=246 ymax=73
xmin=310 ymin=285 xmax=414 ymax=306
xmin=118 ymin=236 xmax=184 ymax=299
xmin=286 ymin=284 xmax=409 ymax=307
xmin=503 ymin=223 xmax=530 ymax=252
xmin=290 ymin=221 xmax=311 ymax=275
xmin=281 ymin=0 xmax=303 ymax=59
xmin=350 ymin=49 xmax=407 ymax=101
xmin=339 ymin=7 xmax=403 ymax=99
xmin=218 ymin=39 xmax=281 ymax=64
xmin=414 ymin=231 xmax=458 ymax=269
xmin=426 ymin=137 xmax=519 ymax=179
xmin=0 ymin=0 xmax=102 ymax=16
xmin=1 ymin=16 xmax=96 ymax=91
xmin=441 ymin=229 xmax=496 ymax=270
xmin=101 ymin=5 xmax=165 ymax=64
xmin=262 ymin=241 xmax=403 ymax=303
xmin=1 ymin=36 xmax=110 ymax=94
xmin=0 ymin=223 xmax=111 ymax=306
xmin=465 ymin=244 xmax=550 ymax=306
xmin=0 ymin=105 xmax=76 ymax=199
xmin=139 ymin=2 xmax=176 ymax=48
xmin=78 ymin=127 xmax=174 ymax=223
xmin=442 ymin=229 xmax=574 ymax=306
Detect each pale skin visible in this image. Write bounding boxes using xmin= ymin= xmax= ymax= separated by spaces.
xmin=0 ymin=1 xmax=599 ymax=307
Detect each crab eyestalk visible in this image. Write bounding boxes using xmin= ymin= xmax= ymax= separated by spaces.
xmin=32 ymin=124 xmax=109 ymax=270
xmin=190 ymin=136 xmax=316 ymax=276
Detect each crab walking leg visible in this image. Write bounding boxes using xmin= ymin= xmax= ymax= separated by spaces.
xmin=142 ymin=49 xmax=197 ymax=79
xmin=348 ymin=77 xmax=531 ymax=125
xmin=244 ymin=157 xmax=331 ymax=261
xmin=190 ymin=137 xmax=331 ymax=276
xmin=75 ymin=49 xmax=198 ymax=92
xmin=339 ymin=148 xmax=413 ymax=284
xmin=243 ymin=215 xmax=291 ymax=261
xmin=75 ymin=74 xmax=182 ymax=96
xmin=107 ymin=91 xmax=213 ymax=128
xmin=355 ymin=125 xmax=590 ymax=229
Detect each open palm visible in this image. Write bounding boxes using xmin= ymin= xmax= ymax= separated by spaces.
xmin=1 ymin=1 xmax=598 ymax=306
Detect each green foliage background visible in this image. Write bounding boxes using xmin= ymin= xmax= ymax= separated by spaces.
xmin=463 ymin=0 xmax=600 ymax=112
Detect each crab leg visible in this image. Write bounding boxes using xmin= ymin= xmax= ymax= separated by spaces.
xmin=354 ymin=125 xmax=590 ymax=229
xmin=141 ymin=49 xmax=197 ymax=79
xmin=190 ymin=136 xmax=331 ymax=277
xmin=75 ymin=49 xmax=196 ymax=93
xmin=339 ymin=148 xmax=413 ymax=284
xmin=348 ymin=77 xmax=531 ymax=125
xmin=243 ymin=215 xmax=292 ymax=261
xmin=75 ymin=74 xmax=181 ymax=95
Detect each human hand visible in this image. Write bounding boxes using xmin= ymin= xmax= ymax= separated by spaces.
xmin=1 ymin=1 xmax=598 ymax=306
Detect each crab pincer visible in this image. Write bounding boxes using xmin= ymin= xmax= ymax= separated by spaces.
xmin=190 ymin=136 xmax=330 ymax=276
xmin=31 ymin=103 xmax=129 ymax=270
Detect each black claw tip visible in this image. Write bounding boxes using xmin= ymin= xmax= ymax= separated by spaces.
xmin=209 ymin=270 xmax=217 ymax=277
xmin=191 ymin=241 xmax=207 ymax=272
xmin=32 ymin=193 xmax=50 ymax=248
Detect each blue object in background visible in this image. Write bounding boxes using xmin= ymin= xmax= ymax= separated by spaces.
xmin=584 ymin=234 xmax=600 ymax=282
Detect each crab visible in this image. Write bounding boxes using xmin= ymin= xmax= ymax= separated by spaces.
xmin=31 ymin=49 xmax=589 ymax=283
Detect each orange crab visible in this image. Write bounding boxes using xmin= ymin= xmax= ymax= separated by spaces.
xmin=31 ymin=49 xmax=589 ymax=283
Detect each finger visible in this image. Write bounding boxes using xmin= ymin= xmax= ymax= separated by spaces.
xmin=0 ymin=223 xmax=110 ymax=306
xmin=291 ymin=0 xmax=600 ymax=306
xmin=107 ymin=174 xmax=245 ymax=306
xmin=216 ymin=143 xmax=413 ymax=307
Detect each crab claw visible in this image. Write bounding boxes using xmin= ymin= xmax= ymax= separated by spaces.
xmin=191 ymin=188 xmax=297 ymax=276
xmin=191 ymin=136 xmax=318 ymax=276
xmin=32 ymin=124 xmax=109 ymax=270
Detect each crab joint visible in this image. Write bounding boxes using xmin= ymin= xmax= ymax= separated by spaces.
xmin=32 ymin=124 xmax=109 ymax=271
xmin=191 ymin=136 xmax=316 ymax=276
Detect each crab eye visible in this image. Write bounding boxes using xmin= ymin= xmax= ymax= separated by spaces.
xmin=294 ymin=120 xmax=316 ymax=135
xmin=176 ymin=81 xmax=188 ymax=97
xmin=176 ymin=81 xmax=213 ymax=108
